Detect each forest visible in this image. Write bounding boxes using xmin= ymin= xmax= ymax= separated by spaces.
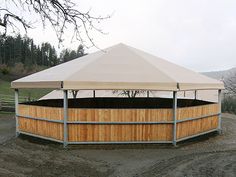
xmin=0 ymin=34 xmax=85 ymax=78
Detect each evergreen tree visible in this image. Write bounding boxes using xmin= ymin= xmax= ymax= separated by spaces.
xmin=0 ymin=34 xmax=86 ymax=72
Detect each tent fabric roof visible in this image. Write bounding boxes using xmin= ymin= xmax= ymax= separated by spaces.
xmin=11 ymin=43 xmax=224 ymax=91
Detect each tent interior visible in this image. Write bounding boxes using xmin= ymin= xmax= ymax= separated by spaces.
xmin=21 ymin=97 xmax=214 ymax=109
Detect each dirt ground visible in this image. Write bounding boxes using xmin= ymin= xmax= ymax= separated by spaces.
xmin=0 ymin=113 xmax=235 ymax=177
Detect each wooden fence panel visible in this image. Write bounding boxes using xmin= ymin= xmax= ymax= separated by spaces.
xmin=19 ymin=104 xmax=63 ymax=120
xmin=177 ymin=104 xmax=219 ymax=120
xmin=68 ymin=108 xmax=173 ymax=122
xmin=176 ymin=115 xmax=218 ymax=139
xmin=18 ymin=117 xmax=63 ymax=140
xmin=18 ymin=103 xmax=219 ymax=143
xmin=68 ymin=124 xmax=173 ymax=142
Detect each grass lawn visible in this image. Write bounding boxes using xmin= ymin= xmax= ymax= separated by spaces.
xmin=0 ymin=111 xmax=14 ymax=117
xmin=0 ymin=79 xmax=52 ymax=100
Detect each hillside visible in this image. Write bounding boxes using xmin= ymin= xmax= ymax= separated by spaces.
xmin=202 ymin=67 xmax=236 ymax=80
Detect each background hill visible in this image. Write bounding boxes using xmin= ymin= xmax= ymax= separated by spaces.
xmin=202 ymin=67 xmax=236 ymax=80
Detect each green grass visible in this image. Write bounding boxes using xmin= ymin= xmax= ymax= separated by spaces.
xmin=0 ymin=79 xmax=52 ymax=100
xmin=0 ymin=111 xmax=14 ymax=115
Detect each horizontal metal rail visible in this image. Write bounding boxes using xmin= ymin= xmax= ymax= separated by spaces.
xmin=16 ymin=114 xmax=63 ymax=123
xmin=19 ymin=130 xmax=63 ymax=143
xmin=17 ymin=113 xmax=219 ymax=125
xmin=176 ymin=113 xmax=220 ymax=123
xmin=18 ymin=129 xmax=219 ymax=145
xmin=66 ymin=121 xmax=173 ymax=124
xmin=19 ymin=130 xmax=173 ymax=144
xmin=176 ymin=128 xmax=218 ymax=142
xmin=67 ymin=140 xmax=173 ymax=144
xmin=18 ymin=126 xmax=219 ymax=145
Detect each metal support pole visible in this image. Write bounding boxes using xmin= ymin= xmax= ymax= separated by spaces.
xmin=63 ymin=90 xmax=68 ymax=148
xmin=147 ymin=91 xmax=149 ymax=98
xmin=15 ymin=89 xmax=19 ymax=137
xmin=218 ymin=89 xmax=222 ymax=134
xmin=93 ymin=90 xmax=96 ymax=98
xmin=194 ymin=90 xmax=197 ymax=100
xmin=173 ymin=91 xmax=177 ymax=146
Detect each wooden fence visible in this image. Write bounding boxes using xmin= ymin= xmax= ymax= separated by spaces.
xmin=17 ymin=103 xmax=219 ymax=143
xmin=0 ymin=94 xmax=26 ymax=111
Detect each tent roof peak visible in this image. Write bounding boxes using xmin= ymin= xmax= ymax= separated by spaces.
xmin=11 ymin=43 xmax=224 ymax=91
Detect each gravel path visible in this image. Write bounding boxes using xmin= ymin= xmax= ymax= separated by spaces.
xmin=0 ymin=113 xmax=235 ymax=177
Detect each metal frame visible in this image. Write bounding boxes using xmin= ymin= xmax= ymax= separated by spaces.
xmin=16 ymin=112 xmax=219 ymax=145
xmin=218 ymin=89 xmax=222 ymax=134
xmin=18 ymin=128 xmax=219 ymax=145
xmin=177 ymin=113 xmax=220 ymax=123
xmin=63 ymin=90 xmax=68 ymax=147
xmin=16 ymin=115 xmax=64 ymax=123
xmin=16 ymin=113 xmax=219 ymax=125
xmin=176 ymin=128 xmax=218 ymax=142
xmin=19 ymin=130 xmax=63 ymax=143
xmin=67 ymin=140 xmax=173 ymax=144
xmin=173 ymin=91 xmax=177 ymax=146
xmin=66 ymin=121 xmax=173 ymax=124
xmin=14 ymin=88 xmax=221 ymax=146
xmin=15 ymin=89 xmax=19 ymax=136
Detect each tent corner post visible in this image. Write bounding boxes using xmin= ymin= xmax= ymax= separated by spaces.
xmin=63 ymin=90 xmax=68 ymax=148
xmin=218 ymin=89 xmax=222 ymax=134
xmin=15 ymin=89 xmax=20 ymax=137
xmin=173 ymin=91 xmax=177 ymax=146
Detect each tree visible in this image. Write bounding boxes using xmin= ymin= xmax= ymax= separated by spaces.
xmin=0 ymin=34 xmax=86 ymax=71
xmin=77 ymin=44 xmax=85 ymax=57
xmin=60 ymin=49 xmax=70 ymax=63
xmin=0 ymin=0 xmax=110 ymax=47
xmin=224 ymin=75 xmax=236 ymax=94
xmin=112 ymin=90 xmax=147 ymax=98
xmin=60 ymin=45 xmax=85 ymax=63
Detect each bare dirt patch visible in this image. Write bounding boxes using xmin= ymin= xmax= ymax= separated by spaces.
xmin=0 ymin=113 xmax=235 ymax=177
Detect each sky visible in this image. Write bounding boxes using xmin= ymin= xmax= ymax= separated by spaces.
xmin=2 ymin=0 xmax=236 ymax=72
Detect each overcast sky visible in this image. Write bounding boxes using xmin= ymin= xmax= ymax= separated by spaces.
xmin=6 ymin=0 xmax=236 ymax=72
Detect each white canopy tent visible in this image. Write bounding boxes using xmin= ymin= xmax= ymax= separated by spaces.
xmin=12 ymin=43 xmax=224 ymax=147
xmin=11 ymin=43 xmax=224 ymax=91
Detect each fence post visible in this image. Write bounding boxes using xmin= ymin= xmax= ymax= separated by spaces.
xmin=15 ymin=89 xmax=19 ymax=136
xmin=218 ymin=89 xmax=222 ymax=134
xmin=63 ymin=90 xmax=68 ymax=147
xmin=173 ymin=91 xmax=177 ymax=146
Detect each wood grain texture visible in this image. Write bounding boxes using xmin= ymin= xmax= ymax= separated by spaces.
xmin=176 ymin=116 xmax=218 ymax=139
xmin=68 ymin=108 xmax=173 ymax=122
xmin=68 ymin=124 xmax=173 ymax=142
xmin=18 ymin=117 xmax=63 ymax=140
xmin=19 ymin=104 xmax=63 ymax=120
xmin=177 ymin=104 xmax=219 ymax=120
xmin=18 ymin=103 xmax=219 ymax=143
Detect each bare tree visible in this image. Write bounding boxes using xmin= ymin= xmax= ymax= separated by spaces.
xmin=0 ymin=0 xmax=111 ymax=48
xmin=70 ymin=90 xmax=79 ymax=99
xmin=112 ymin=90 xmax=147 ymax=98
xmin=224 ymin=75 xmax=236 ymax=94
